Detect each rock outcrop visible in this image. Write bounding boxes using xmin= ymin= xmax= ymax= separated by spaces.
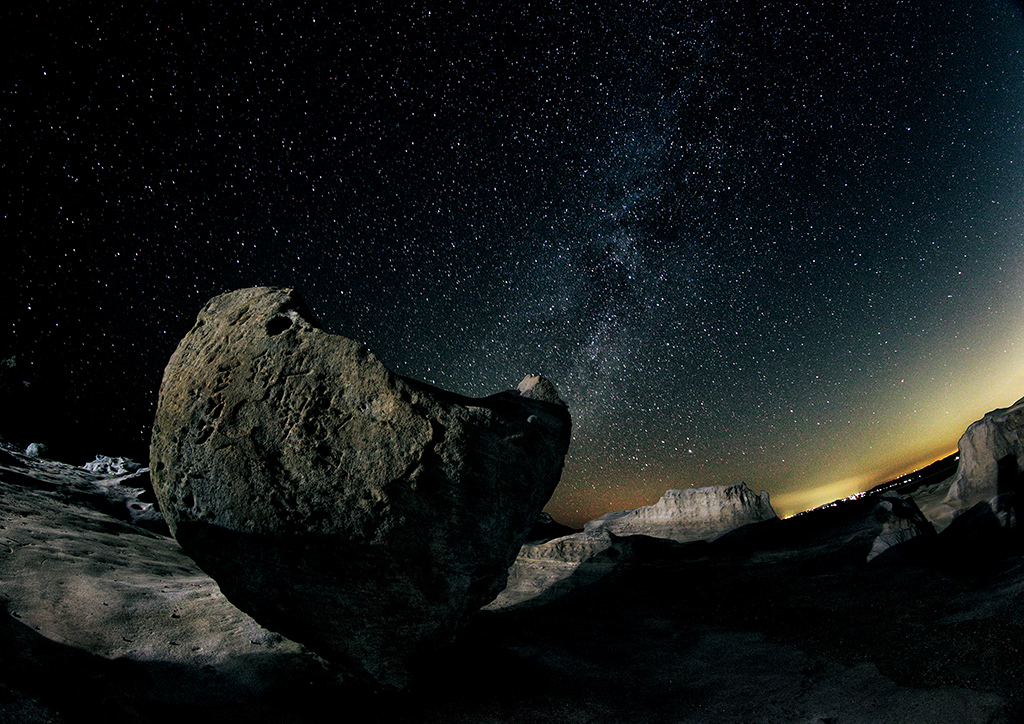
xmin=83 ymin=455 xmax=144 ymax=476
xmin=150 ymin=287 xmax=572 ymax=688
xmin=867 ymin=491 xmax=936 ymax=562
xmin=944 ymin=395 xmax=1024 ymax=512
xmin=485 ymin=529 xmax=626 ymax=610
xmin=584 ymin=482 xmax=777 ymax=543
xmin=24 ymin=442 xmax=49 ymax=459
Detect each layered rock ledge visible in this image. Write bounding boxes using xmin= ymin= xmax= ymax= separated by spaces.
xmin=488 ymin=482 xmax=777 ymax=609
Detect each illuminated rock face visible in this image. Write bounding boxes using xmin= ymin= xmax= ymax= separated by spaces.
xmin=150 ymin=287 xmax=571 ymax=688
xmin=584 ymin=482 xmax=777 ymax=543
xmin=944 ymin=396 xmax=1024 ymax=512
xmin=488 ymin=483 xmax=777 ymax=610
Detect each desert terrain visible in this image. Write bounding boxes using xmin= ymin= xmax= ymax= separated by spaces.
xmin=2 ymin=443 xmax=1022 ymax=723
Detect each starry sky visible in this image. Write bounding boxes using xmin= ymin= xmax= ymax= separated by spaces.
xmin=5 ymin=1 xmax=1024 ymax=526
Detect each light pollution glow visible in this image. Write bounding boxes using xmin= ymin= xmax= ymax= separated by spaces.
xmin=547 ymin=283 xmax=1024 ymax=527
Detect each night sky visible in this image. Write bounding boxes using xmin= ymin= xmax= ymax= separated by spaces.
xmin=5 ymin=1 xmax=1024 ymax=526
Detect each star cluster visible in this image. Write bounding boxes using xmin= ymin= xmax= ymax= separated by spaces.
xmin=5 ymin=1 xmax=1024 ymax=524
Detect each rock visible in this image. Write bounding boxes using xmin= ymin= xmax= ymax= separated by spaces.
xmin=149 ymin=287 xmax=571 ymax=688
xmin=584 ymin=482 xmax=777 ymax=543
xmin=11 ymin=446 xmax=164 ymax=534
xmin=524 ymin=512 xmax=580 ymax=543
xmin=944 ymin=395 xmax=1024 ymax=512
xmin=866 ymin=492 xmax=936 ymax=563
xmin=990 ymin=491 xmax=1021 ymax=531
xmin=0 ymin=454 xmax=326 ymax=720
xmin=24 ymin=443 xmax=49 ymax=459
xmin=90 ymin=466 xmax=166 ymax=534
xmin=932 ymin=500 xmax=1011 ymax=570
xmin=485 ymin=529 xmax=627 ymax=610
xmin=83 ymin=455 xmax=143 ymax=476
xmin=489 ymin=483 xmax=776 ymax=609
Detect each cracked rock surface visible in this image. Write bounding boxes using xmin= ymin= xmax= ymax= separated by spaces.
xmin=150 ymin=287 xmax=571 ymax=688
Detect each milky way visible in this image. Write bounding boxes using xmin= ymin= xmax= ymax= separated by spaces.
xmin=6 ymin=1 xmax=1024 ymax=524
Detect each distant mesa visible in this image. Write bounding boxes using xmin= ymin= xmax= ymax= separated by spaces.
xmin=150 ymin=287 xmax=572 ymax=688
xmin=488 ymin=482 xmax=777 ymax=610
xmin=584 ymin=482 xmax=777 ymax=543
xmin=84 ymin=455 xmax=144 ymax=476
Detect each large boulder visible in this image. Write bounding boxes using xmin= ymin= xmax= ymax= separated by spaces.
xmin=150 ymin=287 xmax=571 ymax=688
xmin=944 ymin=395 xmax=1024 ymax=512
xmin=584 ymin=482 xmax=777 ymax=543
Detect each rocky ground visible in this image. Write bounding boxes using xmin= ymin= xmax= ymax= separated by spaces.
xmin=2 ymin=447 xmax=1023 ymax=723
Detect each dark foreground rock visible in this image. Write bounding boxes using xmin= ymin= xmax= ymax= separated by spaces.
xmin=867 ymin=491 xmax=936 ymax=563
xmin=0 ymin=448 xmax=328 ymax=724
xmin=149 ymin=287 xmax=572 ymax=688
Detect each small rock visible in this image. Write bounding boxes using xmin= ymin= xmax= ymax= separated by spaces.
xmin=524 ymin=511 xmax=580 ymax=543
xmin=991 ymin=491 xmax=1021 ymax=531
xmin=24 ymin=443 xmax=49 ymax=459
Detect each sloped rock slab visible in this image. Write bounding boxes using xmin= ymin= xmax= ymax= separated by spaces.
xmin=867 ymin=491 xmax=936 ymax=563
xmin=150 ymin=287 xmax=571 ymax=688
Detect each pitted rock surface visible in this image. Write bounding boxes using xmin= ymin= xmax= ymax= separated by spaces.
xmin=150 ymin=287 xmax=571 ymax=688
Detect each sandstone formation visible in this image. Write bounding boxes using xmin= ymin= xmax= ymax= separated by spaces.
xmin=485 ymin=529 xmax=626 ymax=610
xmin=489 ymin=483 xmax=777 ymax=609
xmin=149 ymin=287 xmax=571 ymax=688
xmin=866 ymin=491 xmax=936 ymax=563
xmin=944 ymin=395 xmax=1024 ymax=512
xmin=585 ymin=482 xmax=777 ymax=543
